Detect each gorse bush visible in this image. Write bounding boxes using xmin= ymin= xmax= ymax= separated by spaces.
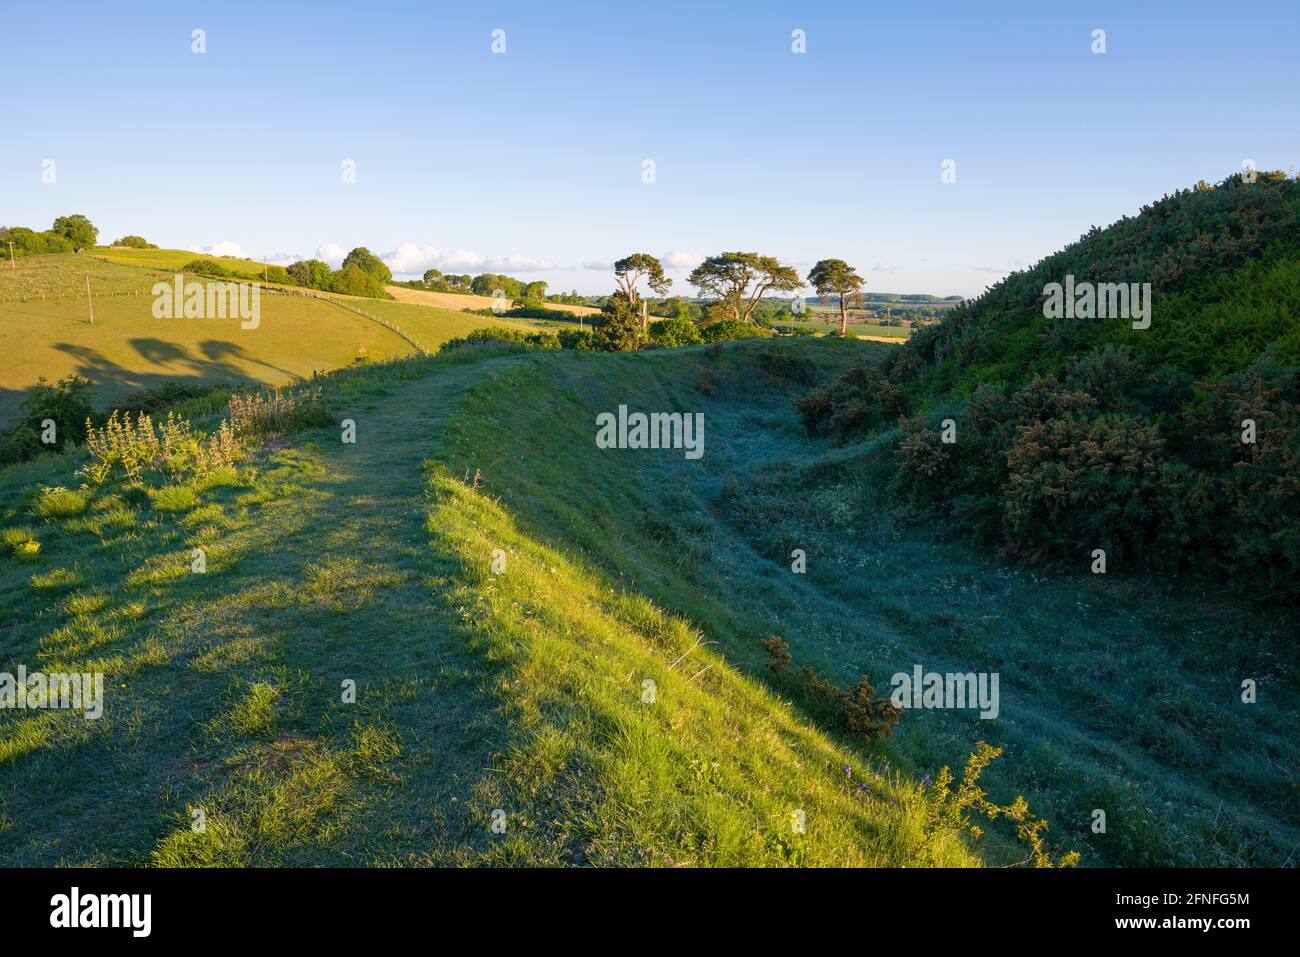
xmin=798 ymin=667 xmax=902 ymax=741
xmin=649 ymin=316 xmax=704 ymax=347
xmin=761 ymin=635 xmax=792 ymax=673
xmin=595 ymin=292 xmax=645 ymax=352
xmin=796 ymin=174 xmax=1300 ymax=601
xmin=760 ymin=636 xmax=900 ymax=741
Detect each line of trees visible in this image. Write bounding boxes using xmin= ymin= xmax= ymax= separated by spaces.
xmin=589 ymin=251 xmax=868 ymax=349
xmin=282 ymin=247 xmax=392 ymax=299
xmin=0 ymin=214 xmax=100 ymax=257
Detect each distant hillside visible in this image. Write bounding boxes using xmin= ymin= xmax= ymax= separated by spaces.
xmin=0 ymin=254 xmax=539 ymax=430
xmin=796 ymin=172 xmax=1300 ymax=601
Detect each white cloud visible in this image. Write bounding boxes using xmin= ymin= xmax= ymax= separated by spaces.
xmin=188 ymin=240 xmax=248 ymax=259
xmin=383 ymin=243 xmax=442 ymax=274
xmin=576 ymin=260 xmax=613 ymax=271
xmin=378 ymin=244 xmax=556 ymax=276
xmin=662 ymin=249 xmax=702 ymax=270
xmin=434 ymin=248 xmax=486 ymax=272
xmin=316 ymin=243 xmax=346 ymax=267
xmin=872 ymin=262 xmax=899 ymax=274
xmin=261 ymin=252 xmax=302 ymax=267
xmin=482 ymin=254 xmax=555 ymax=272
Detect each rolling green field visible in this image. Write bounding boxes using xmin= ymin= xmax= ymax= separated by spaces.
xmin=90 ymin=246 xmax=280 ymax=281
xmin=1 ymin=338 xmax=1290 ymax=866
xmin=0 ymin=290 xmax=415 ymax=424
xmin=0 ymin=253 xmax=163 ymax=303
xmin=0 ymin=255 xmax=541 ymax=425
xmin=781 ymin=316 xmax=912 ymax=338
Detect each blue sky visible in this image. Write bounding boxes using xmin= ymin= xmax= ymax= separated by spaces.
xmin=2 ymin=0 xmax=1296 ymax=297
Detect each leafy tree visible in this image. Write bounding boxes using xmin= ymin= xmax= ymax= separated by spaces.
xmin=330 ymin=263 xmax=387 ymax=298
xmin=807 ymin=259 xmax=864 ymax=336
xmin=524 ymin=280 xmax=548 ymax=301
xmin=471 ymin=273 xmax=525 ymax=299
xmin=341 ymin=247 xmax=392 ymax=285
xmin=51 ymin=214 xmax=98 ymax=250
xmin=112 ymin=235 xmax=156 ymax=249
xmin=688 ymin=251 xmax=801 ymax=324
xmin=287 ymin=259 xmax=333 ymax=289
xmin=2 ymin=226 xmax=73 ymax=256
xmin=613 ymin=253 xmax=671 ymax=306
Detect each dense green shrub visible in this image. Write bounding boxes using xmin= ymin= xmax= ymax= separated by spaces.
xmin=502 ymin=304 xmax=572 ymax=320
xmin=329 ymin=263 xmax=388 ymax=298
xmin=1 ymin=227 xmax=74 ymax=256
xmin=649 ymin=316 xmax=703 ymax=347
xmin=557 ymin=329 xmax=597 ymax=351
xmin=184 ymin=258 xmax=231 ymax=278
xmin=594 ymin=293 xmax=645 ymax=352
xmin=112 ymin=235 xmax=156 ymax=249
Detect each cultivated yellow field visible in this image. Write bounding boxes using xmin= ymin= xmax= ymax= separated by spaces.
xmin=385 ymin=284 xmax=601 ymax=317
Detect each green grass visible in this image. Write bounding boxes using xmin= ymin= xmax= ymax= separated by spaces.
xmin=0 ymin=254 xmax=163 ymax=303
xmin=338 ymin=298 xmax=550 ymax=344
xmin=90 ymin=246 xmax=278 ymax=281
xmin=0 ymin=289 xmax=415 ymax=424
xmin=0 ymin=252 xmax=557 ymax=426
xmin=0 ymin=337 xmax=1290 ymax=866
xmin=781 ymin=317 xmax=913 ymax=338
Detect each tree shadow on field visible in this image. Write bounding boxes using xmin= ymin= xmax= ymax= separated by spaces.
xmin=6 ymin=340 xmax=305 ymax=425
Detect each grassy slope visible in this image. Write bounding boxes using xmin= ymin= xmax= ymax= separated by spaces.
xmin=0 ymin=253 xmax=161 ymax=302
xmin=424 ymin=340 xmax=1298 ymax=866
xmin=0 ymin=255 xmax=540 ymax=425
xmin=90 ymin=246 xmax=279 ymax=281
xmin=0 ymin=346 xmax=975 ymax=867
xmin=2 ymin=338 xmax=1290 ymax=866
xmin=0 ymin=291 xmax=416 ymax=424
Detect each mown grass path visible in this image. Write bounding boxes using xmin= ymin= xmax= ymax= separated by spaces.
xmin=1 ymin=359 xmax=529 ymax=864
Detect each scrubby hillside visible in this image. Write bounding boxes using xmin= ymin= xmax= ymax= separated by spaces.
xmin=797 ymin=173 xmax=1300 ymax=600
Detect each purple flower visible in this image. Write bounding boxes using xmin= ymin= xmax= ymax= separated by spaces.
xmin=858 ymin=783 xmax=868 ymax=792
xmin=843 ymin=765 xmax=851 ymax=776
xmin=922 ymin=774 xmax=932 ymax=788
